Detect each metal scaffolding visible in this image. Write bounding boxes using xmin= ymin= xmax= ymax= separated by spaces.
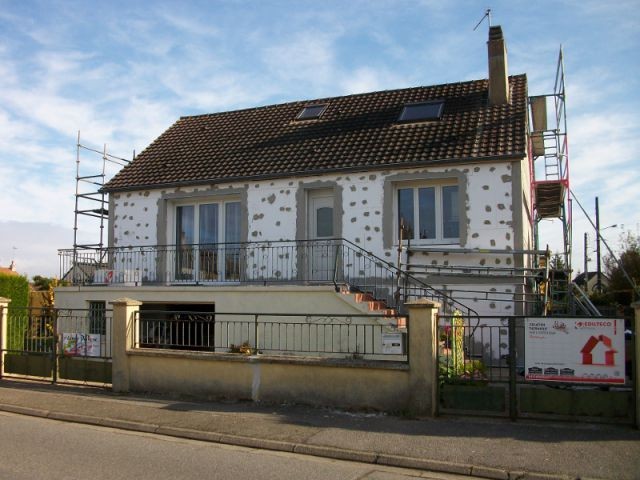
xmin=527 ymin=48 xmax=578 ymax=315
xmin=72 ymin=132 xmax=130 ymax=273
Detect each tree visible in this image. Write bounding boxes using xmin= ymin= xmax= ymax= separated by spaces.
xmin=0 ymin=272 xmax=30 ymax=351
xmin=604 ymin=232 xmax=640 ymax=305
xmin=32 ymin=275 xmax=56 ymax=291
xmin=549 ymin=253 xmax=567 ymax=271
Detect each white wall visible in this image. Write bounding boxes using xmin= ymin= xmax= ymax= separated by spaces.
xmin=107 ymin=160 xmax=530 ymax=316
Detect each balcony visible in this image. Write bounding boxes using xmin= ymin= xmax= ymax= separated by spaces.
xmin=61 ymin=240 xmax=353 ymax=287
xmin=59 ymin=239 xmax=476 ymax=318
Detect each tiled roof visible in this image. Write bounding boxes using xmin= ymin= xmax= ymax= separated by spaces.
xmin=105 ymin=75 xmax=528 ymax=191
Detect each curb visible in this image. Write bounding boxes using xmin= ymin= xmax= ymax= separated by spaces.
xmin=0 ymin=403 xmax=586 ymax=480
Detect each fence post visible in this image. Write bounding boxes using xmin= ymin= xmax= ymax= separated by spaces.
xmin=51 ymin=311 xmax=58 ymax=385
xmin=633 ymin=301 xmax=640 ymax=429
xmin=254 ymin=314 xmax=259 ymax=354
xmin=508 ymin=317 xmax=517 ymax=421
xmin=0 ymin=297 xmax=11 ymax=379
xmin=406 ymin=298 xmax=440 ymax=417
xmin=110 ymin=298 xmax=142 ymax=393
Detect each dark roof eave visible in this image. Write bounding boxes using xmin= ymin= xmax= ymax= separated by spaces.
xmin=102 ymin=152 xmax=527 ymax=193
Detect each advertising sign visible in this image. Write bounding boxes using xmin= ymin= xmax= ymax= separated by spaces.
xmin=525 ymin=318 xmax=625 ymax=384
xmin=62 ymin=333 xmax=102 ymax=357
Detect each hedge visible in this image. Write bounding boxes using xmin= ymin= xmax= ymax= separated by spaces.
xmin=0 ymin=273 xmax=30 ymax=351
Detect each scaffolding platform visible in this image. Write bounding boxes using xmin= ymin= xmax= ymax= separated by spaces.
xmin=534 ymin=180 xmax=566 ymax=219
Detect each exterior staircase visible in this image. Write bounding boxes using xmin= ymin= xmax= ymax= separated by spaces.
xmin=339 ymin=285 xmax=407 ymax=328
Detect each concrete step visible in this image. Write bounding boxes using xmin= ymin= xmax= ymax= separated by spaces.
xmin=354 ymin=293 xmax=375 ymax=303
xmin=368 ymin=300 xmax=386 ymax=311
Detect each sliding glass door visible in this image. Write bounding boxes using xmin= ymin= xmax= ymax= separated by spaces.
xmin=175 ymin=200 xmax=241 ymax=282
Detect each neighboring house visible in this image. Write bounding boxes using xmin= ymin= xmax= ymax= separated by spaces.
xmin=0 ymin=261 xmax=19 ymax=277
xmin=56 ymin=26 xmax=537 ymax=321
xmin=573 ymin=271 xmax=609 ymax=294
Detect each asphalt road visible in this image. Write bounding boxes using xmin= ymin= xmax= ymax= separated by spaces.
xmin=0 ymin=412 xmax=475 ymax=480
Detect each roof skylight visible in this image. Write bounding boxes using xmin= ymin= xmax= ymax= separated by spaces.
xmin=398 ymin=101 xmax=444 ymax=122
xmin=296 ymin=104 xmax=327 ymax=120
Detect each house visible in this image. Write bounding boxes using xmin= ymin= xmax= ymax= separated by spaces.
xmin=573 ymin=271 xmax=609 ymax=295
xmin=56 ymin=26 xmax=537 ymax=324
xmin=0 ymin=261 xmax=19 ymax=277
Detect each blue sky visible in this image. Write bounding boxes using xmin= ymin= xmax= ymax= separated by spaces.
xmin=0 ymin=0 xmax=638 ymax=278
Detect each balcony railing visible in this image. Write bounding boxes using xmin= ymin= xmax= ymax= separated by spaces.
xmin=59 ymin=238 xmax=478 ymax=317
xmin=61 ymin=240 xmax=348 ymax=286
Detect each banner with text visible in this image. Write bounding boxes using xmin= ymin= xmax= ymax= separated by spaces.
xmin=62 ymin=333 xmax=102 ymax=357
xmin=525 ymin=317 xmax=625 ymax=384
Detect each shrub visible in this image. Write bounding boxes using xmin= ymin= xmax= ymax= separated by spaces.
xmin=0 ymin=273 xmax=30 ymax=351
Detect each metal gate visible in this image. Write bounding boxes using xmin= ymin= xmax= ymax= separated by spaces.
xmin=1 ymin=307 xmax=112 ymax=386
xmin=437 ymin=314 xmax=635 ymax=423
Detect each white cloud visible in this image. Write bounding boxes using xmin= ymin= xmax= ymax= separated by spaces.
xmin=0 ymin=221 xmax=73 ymax=278
xmin=339 ymin=66 xmax=405 ymax=95
xmin=157 ymin=11 xmax=220 ymax=38
xmin=0 ymin=0 xmax=638 ymax=281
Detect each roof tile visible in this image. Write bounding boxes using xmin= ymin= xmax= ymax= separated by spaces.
xmin=105 ymin=75 xmax=527 ymax=191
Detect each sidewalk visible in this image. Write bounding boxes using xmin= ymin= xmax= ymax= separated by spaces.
xmin=0 ymin=379 xmax=638 ymax=480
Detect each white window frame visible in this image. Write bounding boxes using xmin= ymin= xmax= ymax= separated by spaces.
xmin=394 ymin=180 xmax=460 ymax=245
xmin=170 ymin=197 xmax=241 ymax=246
xmin=168 ymin=196 xmax=242 ymax=282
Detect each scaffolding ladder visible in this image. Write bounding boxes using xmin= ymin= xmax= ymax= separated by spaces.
xmin=529 ymin=48 xmax=574 ymax=315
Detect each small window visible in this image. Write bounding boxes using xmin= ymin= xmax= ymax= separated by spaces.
xmin=88 ymin=301 xmax=107 ymax=335
xmin=297 ymin=104 xmax=327 ymax=120
xmin=398 ymin=101 xmax=444 ymax=122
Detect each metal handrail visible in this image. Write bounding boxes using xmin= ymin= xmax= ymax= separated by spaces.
xmin=336 ymin=239 xmax=480 ymax=318
xmin=59 ymin=238 xmax=479 ymax=317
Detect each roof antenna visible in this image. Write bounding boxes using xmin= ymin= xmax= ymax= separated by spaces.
xmin=473 ymin=8 xmax=492 ymax=31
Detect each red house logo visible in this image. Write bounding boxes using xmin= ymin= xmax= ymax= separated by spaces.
xmin=580 ymin=335 xmax=617 ymax=366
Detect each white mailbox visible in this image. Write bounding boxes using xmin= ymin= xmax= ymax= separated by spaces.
xmin=382 ymin=332 xmax=405 ymax=355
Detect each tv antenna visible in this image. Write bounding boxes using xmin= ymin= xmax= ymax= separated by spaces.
xmin=473 ymin=8 xmax=492 ymax=31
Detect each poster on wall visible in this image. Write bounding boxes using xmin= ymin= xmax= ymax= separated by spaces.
xmin=62 ymin=333 xmax=102 ymax=357
xmin=524 ymin=317 xmax=625 ymax=384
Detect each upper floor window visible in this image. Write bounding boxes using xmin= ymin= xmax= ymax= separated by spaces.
xmin=296 ymin=104 xmax=327 ymax=120
xmin=397 ymin=183 xmax=459 ymax=243
xmin=398 ymin=101 xmax=444 ymax=122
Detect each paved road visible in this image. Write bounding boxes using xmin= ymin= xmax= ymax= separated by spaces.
xmin=2 ymin=380 xmax=639 ymax=480
xmin=0 ymin=412 xmax=474 ymax=480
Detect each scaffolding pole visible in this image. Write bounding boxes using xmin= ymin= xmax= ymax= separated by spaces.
xmin=71 ymin=132 xmax=131 ymax=281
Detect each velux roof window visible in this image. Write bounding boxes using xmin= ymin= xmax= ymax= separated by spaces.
xmin=398 ymin=101 xmax=444 ymax=122
xmin=296 ymin=104 xmax=327 ymax=120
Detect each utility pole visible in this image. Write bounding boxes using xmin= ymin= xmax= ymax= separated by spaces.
xmin=595 ymin=197 xmax=602 ymax=292
xmin=583 ymin=232 xmax=589 ymax=291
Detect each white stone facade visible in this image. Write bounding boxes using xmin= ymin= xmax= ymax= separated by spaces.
xmin=106 ymin=157 xmax=533 ymax=317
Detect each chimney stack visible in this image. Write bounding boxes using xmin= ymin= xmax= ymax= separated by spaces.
xmin=488 ymin=25 xmax=510 ymax=105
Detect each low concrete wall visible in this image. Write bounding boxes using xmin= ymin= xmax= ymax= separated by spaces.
xmin=110 ymin=297 xmax=439 ymax=415
xmin=128 ymin=350 xmax=410 ymax=411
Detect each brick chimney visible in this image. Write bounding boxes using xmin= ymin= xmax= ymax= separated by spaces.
xmin=488 ymin=25 xmax=510 ymax=105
